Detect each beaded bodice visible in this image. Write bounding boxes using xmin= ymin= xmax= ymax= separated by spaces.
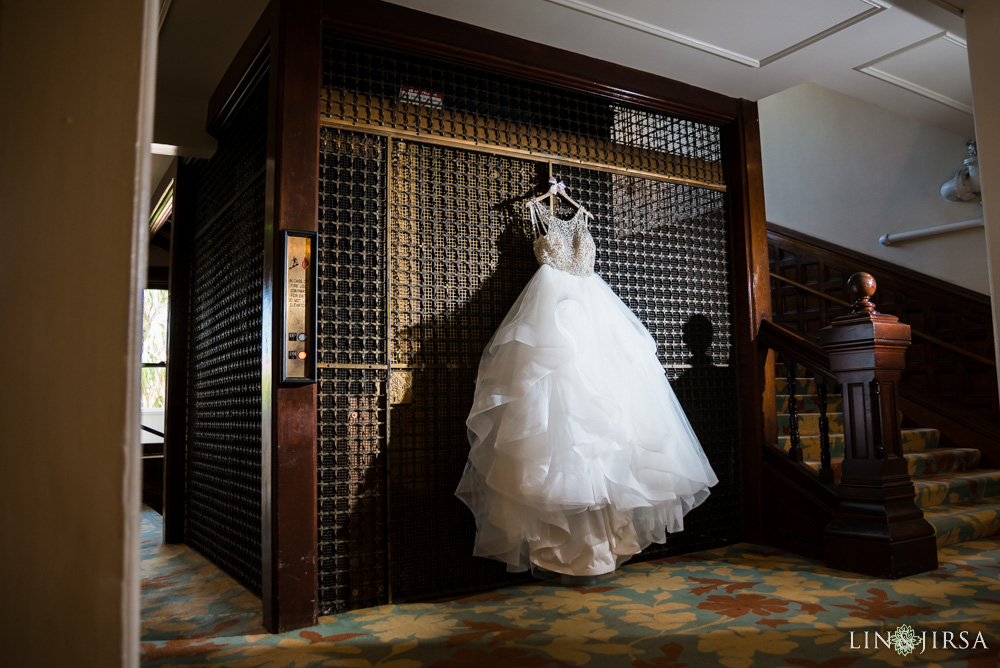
xmin=529 ymin=200 xmax=595 ymax=277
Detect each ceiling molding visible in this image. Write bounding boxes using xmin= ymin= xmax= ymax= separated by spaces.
xmin=540 ymin=0 xmax=890 ymax=68
xmin=855 ymin=31 xmax=973 ymax=115
xmin=925 ymin=0 xmax=964 ymax=18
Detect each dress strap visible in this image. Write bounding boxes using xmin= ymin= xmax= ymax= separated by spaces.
xmin=528 ymin=198 xmax=548 ymax=238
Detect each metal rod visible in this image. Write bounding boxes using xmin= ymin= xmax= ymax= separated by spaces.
xmin=140 ymin=424 xmax=165 ymax=438
xmin=319 ymin=118 xmax=727 ymax=192
xmin=384 ymin=135 xmax=394 ymax=606
xmin=879 ymin=217 xmax=983 ymax=247
xmin=770 ymin=271 xmax=850 ymax=307
xmin=770 ymin=271 xmax=997 ymax=367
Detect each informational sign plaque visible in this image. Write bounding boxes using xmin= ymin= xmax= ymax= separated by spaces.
xmin=282 ymin=230 xmax=317 ymax=385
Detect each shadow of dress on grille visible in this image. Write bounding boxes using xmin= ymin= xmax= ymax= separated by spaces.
xmin=386 ymin=197 xmax=538 ymax=596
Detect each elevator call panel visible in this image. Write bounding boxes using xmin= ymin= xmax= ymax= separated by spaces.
xmin=282 ymin=230 xmax=317 ymax=385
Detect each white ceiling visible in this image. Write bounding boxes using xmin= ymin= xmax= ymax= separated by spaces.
xmin=382 ymin=0 xmax=974 ymax=136
xmin=151 ymin=0 xmax=977 ymax=178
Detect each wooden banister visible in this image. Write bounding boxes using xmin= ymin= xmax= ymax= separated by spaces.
xmin=770 ymin=271 xmax=997 ymax=368
xmin=757 ymin=319 xmax=835 ymax=384
xmin=768 ymin=223 xmax=998 ymax=424
xmin=818 ymin=273 xmax=937 ymax=578
xmin=759 ymin=272 xmax=938 ymax=579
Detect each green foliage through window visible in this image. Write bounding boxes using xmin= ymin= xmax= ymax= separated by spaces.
xmin=141 ymin=289 xmax=168 ymax=409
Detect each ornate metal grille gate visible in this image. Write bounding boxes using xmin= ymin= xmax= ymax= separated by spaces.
xmin=185 ymin=73 xmax=268 ymax=596
xmin=317 ymin=129 xmax=390 ymax=612
xmin=317 ymin=35 xmax=740 ymax=615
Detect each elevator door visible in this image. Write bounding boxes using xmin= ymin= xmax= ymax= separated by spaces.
xmin=317 ymin=127 xmax=739 ymax=614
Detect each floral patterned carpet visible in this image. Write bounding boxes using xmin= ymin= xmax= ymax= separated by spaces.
xmin=140 ymin=508 xmax=1000 ymax=667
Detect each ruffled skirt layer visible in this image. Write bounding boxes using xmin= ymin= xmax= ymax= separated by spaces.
xmin=455 ymin=264 xmax=718 ymax=576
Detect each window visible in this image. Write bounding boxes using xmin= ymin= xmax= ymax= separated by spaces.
xmin=141 ymin=289 xmax=168 ymax=409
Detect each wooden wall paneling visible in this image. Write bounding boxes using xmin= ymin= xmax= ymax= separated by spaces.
xmin=261 ymin=0 xmax=322 ymax=633
xmin=723 ymin=99 xmax=771 ymax=544
xmin=761 ymin=446 xmax=837 ymax=559
xmin=163 ymin=157 xmax=192 ymax=543
xmin=768 ymin=225 xmax=998 ymax=419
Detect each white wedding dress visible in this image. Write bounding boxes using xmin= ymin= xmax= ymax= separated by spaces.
xmin=455 ymin=198 xmax=718 ymax=577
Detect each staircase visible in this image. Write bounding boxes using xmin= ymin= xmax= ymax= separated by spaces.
xmin=777 ymin=363 xmax=1000 ymax=548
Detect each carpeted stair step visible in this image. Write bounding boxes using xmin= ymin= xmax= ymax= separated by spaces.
xmin=779 ymin=427 xmax=939 ymax=460
xmin=803 ymin=447 xmax=982 ymax=482
xmin=775 ymin=362 xmax=812 ymax=377
xmin=907 ymin=447 xmax=981 ymax=478
xmin=913 ymin=470 xmax=1000 ymax=507
xmin=920 ymin=500 xmax=1000 ymax=547
xmin=778 ymin=412 xmax=843 ymax=436
xmin=779 ymin=432 xmax=845 ymax=460
xmin=775 ymin=376 xmax=826 ymax=395
xmin=901 ymin=427 xmax=940 ymax=452
xmin=776 ymin=392 xmax=843 ymax=414
xmin=771 ymin=367 xmax=1000 ymax=553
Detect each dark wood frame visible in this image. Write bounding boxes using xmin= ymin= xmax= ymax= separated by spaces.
xmin=325 ymin=2 xmax=737 ymax=123
xmin=261 ymin=0 xmax=322 ymax=633
xmin=204 ymin=0 xmax=322 ymax=632
xmin=722 ymin=101 xmax=771 ymax=543
xmin=321 ymin=0 xmax=770 ymax=543
xmin=201 ymin=0 xmax=770 ymax=631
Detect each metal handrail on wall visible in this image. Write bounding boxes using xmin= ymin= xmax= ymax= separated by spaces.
xmin=878 ymin=216 xmax=983 ymax=247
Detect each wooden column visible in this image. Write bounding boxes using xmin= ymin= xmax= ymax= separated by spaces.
xmin=262 ymin=0 xmax=322 ymax=632
xmin=723 ymin=99 xmax=772 ymax=544
xmin=820 ymin=273 xmax=937 ymax=578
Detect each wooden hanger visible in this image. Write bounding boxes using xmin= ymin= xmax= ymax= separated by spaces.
xmin=528 ymin=176 xmax=594 ymax=219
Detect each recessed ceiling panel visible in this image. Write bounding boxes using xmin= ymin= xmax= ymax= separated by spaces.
xmin=544 ymin=0 xmax=887 ymax=66
xmin=857 ymin=33 xmax=972 ymax=113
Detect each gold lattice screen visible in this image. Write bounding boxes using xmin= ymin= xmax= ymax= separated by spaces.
xmin=316 ymin=34 xmax=740 ymax=615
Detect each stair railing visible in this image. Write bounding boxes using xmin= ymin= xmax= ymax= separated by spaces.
xmin=768 ymin=223 xmax=999 ymax=431
xmin=758 ymin=272 xmax=938 ymax=579
xmin=770 ymin=271 xmax=997 ymax=368
xmin=757 ymin=317 xmax=837 ymax=482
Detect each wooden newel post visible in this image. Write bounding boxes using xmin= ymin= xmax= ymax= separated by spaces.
xmin=818 ymin=272 xmax=937 ymax=578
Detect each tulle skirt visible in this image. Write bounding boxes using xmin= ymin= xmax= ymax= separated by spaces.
xmin=455 ymin=263 xmax=719 ymax=576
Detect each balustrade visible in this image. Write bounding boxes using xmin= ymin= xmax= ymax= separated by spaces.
xmin=760 ymin=272 xmax=937 ymax=578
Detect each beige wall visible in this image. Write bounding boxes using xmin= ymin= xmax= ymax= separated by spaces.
xmin=759 ymin=82 xmax=988 ymax=295
xmin=0 ymin=1 xmax=156 ymax=666
xmin=966 ymin=0 xmax=1000 ymax=404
